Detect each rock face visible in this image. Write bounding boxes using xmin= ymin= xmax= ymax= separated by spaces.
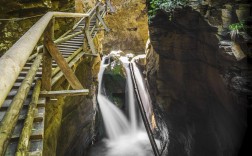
xmin=56 ymin=56 xmax=100 ymax=156
xmin=146 ymin=0 xmax=251 ymax=155
xmin=103 ymin=0 xmax=148 ymax=54
xmin=0 ymin=0 xmax=75 ymax=55
xmin=44 ymin=55 xmax=102 ymax=156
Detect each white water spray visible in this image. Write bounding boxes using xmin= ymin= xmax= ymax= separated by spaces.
xmin=92 ymin=52 xmax=159 ymax=156
xmin=97 ymin=56 xmax=130 ymax=140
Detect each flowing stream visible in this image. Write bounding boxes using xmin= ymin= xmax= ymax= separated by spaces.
xmin=88 ymin=52 xmax=159 ymax=156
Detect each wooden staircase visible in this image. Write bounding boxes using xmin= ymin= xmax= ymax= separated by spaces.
xmin=0 ymin=2 xmax=111 ymax=156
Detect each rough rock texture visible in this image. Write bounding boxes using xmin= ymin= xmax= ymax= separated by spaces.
xmin=44 ymin=54 xmax=102 ymax=156
xmin=146 ymin=0 xmax=252 ymax=155
xmin=56 ymin=56 xmax=100 ymax=156
xmin=0 ymin=0 xmax=75 ymax=55
xmin=103 ymin=0 xmax=148 ymax=54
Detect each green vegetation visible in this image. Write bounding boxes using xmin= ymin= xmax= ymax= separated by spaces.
xmin=228 ymin=21 xmax=246 ymax=40
xmin=148 ymin=0 xmax=189 ymax=20
xmin=229 ymin=21 xmax=245 ymax=31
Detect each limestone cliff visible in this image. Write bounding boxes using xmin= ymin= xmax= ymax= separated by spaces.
xmin=103 ymin=0 xmax=148 ymax=54
xmin=146 ymin=0 xmax=251 ymax=155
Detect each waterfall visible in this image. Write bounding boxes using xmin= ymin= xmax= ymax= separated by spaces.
xmin=92 ymin=52 xmax=159 ymax=156
xmin=97 ymin=56 xmax=130 ymax=140
xmin=131 ymin=55 xmax=153 ymax=123
xmin=120 ymin=56 xmax=138 ymax=132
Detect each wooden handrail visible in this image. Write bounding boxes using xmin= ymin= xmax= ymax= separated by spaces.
xmin=87 ymin=2 xmax=101 ymax=16
xmin=0 ymin=54 xmax=43 ymax=155
xmin=0 ymin=12 xmax=89 ymax=107
xmin=16 ymin=80 xmax=41 ymax=156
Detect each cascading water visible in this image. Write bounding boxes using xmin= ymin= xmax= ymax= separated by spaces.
xmin=97 ymin=56 xmax=131 ymax=140
xmin=120 ymin=56 xmax=138 ymax=132
xmin=88 ymin=52 xmax=160 ymax=156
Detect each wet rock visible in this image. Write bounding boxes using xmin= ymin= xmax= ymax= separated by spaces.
xmin=146 ymin=2 xmax=251 ymax=155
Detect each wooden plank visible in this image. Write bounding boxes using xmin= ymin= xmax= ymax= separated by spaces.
xmin=44 ymin=31 xmax=84 ymax=90
xmin=16 ymin=80 xmax=41 ymax=156
xmin=40 ymin=89 xmax=89 ymax=97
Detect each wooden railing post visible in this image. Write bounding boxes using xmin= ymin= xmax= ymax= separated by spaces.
xmin=51 ymin=17 xmax=55 ymax=40
xmin=83 ymin=17 xmax=90 ymax=52
xmin=84 ymin=16 xmax=97 ymax=54
xmin=95 ymin=4 xmax=100 ymax=28
xmin=95 ymin=6 xmax=110 ymax=32
xmin=42 ymin=20 xmax=53 ymax=91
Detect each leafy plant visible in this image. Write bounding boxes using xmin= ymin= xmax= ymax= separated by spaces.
xmin=228 ymin=21 xmax=245 ymax=40
xmin=148 ymin=0 xmax=189 ymax=20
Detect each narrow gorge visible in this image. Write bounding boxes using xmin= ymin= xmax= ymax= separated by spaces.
xmin=0 ymin=0 xmax=251 ymax=156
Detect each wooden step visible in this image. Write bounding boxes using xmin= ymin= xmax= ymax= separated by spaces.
xmin=7 ymin=89 xmax=33 ymax=98
xmin=12 ymin=82 xmax=35 ymax=89
xmin=58 ymin=45 xmax=81 ymax=49
xmin=59 ymin=48 xmax=77 ymax=52
xmin=64 ymin=40 xmax=83 ymax=44
xmin=60 ymin=42 xmax=82 ymax=47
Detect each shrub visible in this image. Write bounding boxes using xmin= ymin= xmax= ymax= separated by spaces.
xmin=148 ymin=0 xmax=189 ymax=20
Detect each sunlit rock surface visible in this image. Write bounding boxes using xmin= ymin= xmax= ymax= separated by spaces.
xmin=103 ymin=0 xmax=148 ymax=54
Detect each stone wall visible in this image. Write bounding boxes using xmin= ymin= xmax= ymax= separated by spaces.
xmin=146 ymin=0 xmax=251 ymax=155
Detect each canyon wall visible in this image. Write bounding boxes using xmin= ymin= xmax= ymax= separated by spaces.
xmin=146 ymin=0 xmax=251 ymax=155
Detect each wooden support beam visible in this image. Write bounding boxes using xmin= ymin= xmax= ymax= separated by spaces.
xmin=84 ymin=17 xmax=96 ymax=54
xmin=58 ymin=30 xmax=71 ymax=40
xmin=96 ymin=12 xmax=110 ymax=32
xmin=42 ymin=20 xmax=53 ymax=91
xmin=51 ymin=17 xmax=55 ymax=40
xmin=52 ymin=47 xmax=82 ymax=76
xmin=44 ymin=30 xmax=84 ymax=90
xmin=106 ymin=0 xmax=115 ymax=13
xmin=40 ymin=89 xmax=89 ymax=97
xmin=83 ymin=53 xmax=98 ymax=57
xmin=28 ymin=52 xmax=39 ymax=62
xmin=95 ymin=6 xmax=100 ymax=28
xmin=16 ymin=80 xmax=41 ymax=156
xmin=0 ymin=54 xmax=43 ymax=156
xmin=52 ymin=52 xmax=85 ymax=86
xmin=84 ymin=30 xmax=97 ymax=54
